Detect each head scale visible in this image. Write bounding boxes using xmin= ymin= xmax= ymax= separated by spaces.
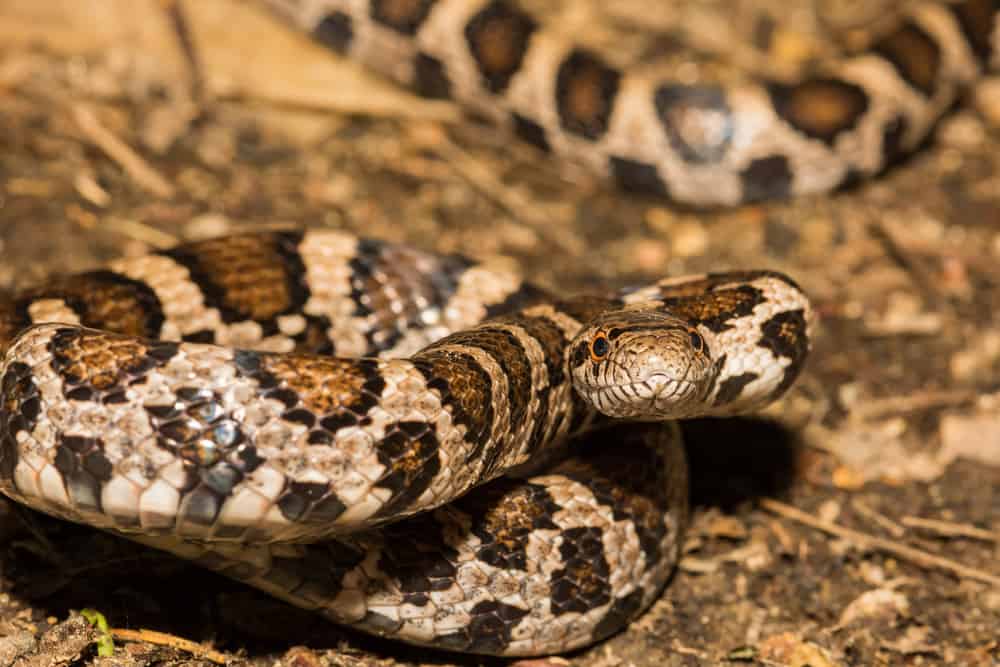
xmin=568 ymin=307 xmax=719 ymax=419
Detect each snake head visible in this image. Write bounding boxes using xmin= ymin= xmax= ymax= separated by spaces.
xmin=568 ymin=307 xmax=719 ymax=419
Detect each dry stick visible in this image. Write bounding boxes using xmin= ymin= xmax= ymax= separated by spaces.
xmin=879 ymin=232 xmax=1000 ymax=283
xmin=159 ymin=0 xmax=205 ymax=101
xmin=850 ymin=498 xmax=905 ymax=538
xmin=102 ymin=218 xmax=180 ymax=249
xmin=848 ymin=388 xmax=979 ymax=422
xmin=72 ymin=105 xmax=176 ymax=199
xmin=110 ymin=628 xmax=228 ymax=664
xmin=760 ymin=498 xmax=1000 ymax=587
xmin=902 ymin=516 xmax=1000 ymax=543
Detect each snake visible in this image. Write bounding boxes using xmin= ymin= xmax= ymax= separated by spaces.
xmin=260 ymin=0 xmax=1000 ymax=206
xmin=0 ymin=229 xmax=812 ymax=655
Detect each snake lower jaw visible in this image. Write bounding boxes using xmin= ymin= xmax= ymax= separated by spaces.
xmin=587 ymin=374 xmax=701 ymax=419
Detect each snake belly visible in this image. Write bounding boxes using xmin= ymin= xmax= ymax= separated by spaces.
xmin=263 ymin=0 xmax=1000 ymax=206
xmin=0 ymin=230 xmax=811 ymax=655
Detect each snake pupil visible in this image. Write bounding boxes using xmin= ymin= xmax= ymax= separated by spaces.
xmin=689 ymin=331 xmax=703 ymax=350
xmin=590 ymin=334 xmax=610 ymax=360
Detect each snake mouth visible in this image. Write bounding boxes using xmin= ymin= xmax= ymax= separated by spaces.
xmin=587 ymin=372 xmax=699 ymax=417
xmin=650 ymin=370 xmax=697 ymax=391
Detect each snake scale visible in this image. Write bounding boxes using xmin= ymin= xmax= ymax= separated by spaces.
xmin=265 ymin=0 xmax=1000 ymax=206
xmin=0 ymin=230 xmax=812 ymax=655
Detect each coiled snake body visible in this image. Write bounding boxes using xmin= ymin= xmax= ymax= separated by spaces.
xmin=265 ymin=0 xmax=1000 ymax=206
xmin=0 ymin=230 xmax=811 ymax=655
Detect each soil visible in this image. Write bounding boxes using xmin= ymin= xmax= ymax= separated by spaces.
xmin=0 ymin=1 xmax=998 ymax=666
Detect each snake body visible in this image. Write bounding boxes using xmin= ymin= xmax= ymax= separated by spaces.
xmin=263 ymin=0 xmax=1000 ymax=205
xmin=0 ymin=230 xmax=811 ymax=655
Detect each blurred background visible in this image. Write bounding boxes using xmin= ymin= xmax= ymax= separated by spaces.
xmin=0 ymin=1 xmax=998 ymax=665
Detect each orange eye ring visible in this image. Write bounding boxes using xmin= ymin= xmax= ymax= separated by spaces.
xmin=589 ymin=333 xmax=610 ymax=362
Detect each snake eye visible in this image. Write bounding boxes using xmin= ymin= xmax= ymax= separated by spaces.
xmin=589 ymin=333 xmax=610 ymax=362
xmin=689 ymin=331 xmax=704 ymax=351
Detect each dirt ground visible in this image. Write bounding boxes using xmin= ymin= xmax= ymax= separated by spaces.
xmin=0 ymin=1 xmax=999 ymax=665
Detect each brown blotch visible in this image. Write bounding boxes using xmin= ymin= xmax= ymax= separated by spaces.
xmin=759 ymin=309 xmax=809 ymax=362
xmin=260 ymin=356 xmax=370 ymax=415
xmin=550 ymin=526 xmax=611 ymax=614
xmin=555 ymin=50 xmax=621 ymax=140
xmin=51 ymin=281 xmax=152 ymax=337
xmin=650 ymin=271 xmax=799 ymax=300
xmin=163 ymin=232 xmax=306 ymax=324
xmin=874 ymin=21 xmax=941 ymax=96
xmin=441 ymin=327 xmax=531 ymax=427
xmin=497 ymin=313 xmax=567 ymax=386
xmin=660 ymin=285 xmax=765 ymax=333
xmin=480 ymin=485 xmax=551 ymax=551
xmin=465 ymin=1 xmax=538 ymax=93
xmin=18 ymin=271 xmax=164 ymax=340
xmin=415 ymin=350 xmax=493 ymax=447
xmin=382 ymin=422 xmax=436 ymax=477
xmin=768 ymin=78 xmax=869 ymax=144
xmin=370 ymin=0 xmax=436 ymax=34
xmin=454 ymin=480 xmax=559 ymax=571
xmin=372 ymin=421 xmax=441 ymax=518
xmin=644 ymin=278 xmax=721 ymax=300
xmin=49 ymin=329 xmax=152 ymax=391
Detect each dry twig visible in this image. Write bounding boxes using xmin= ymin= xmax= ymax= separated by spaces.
xmin=102 ymin=218 xmax=180 ymax=249
xmin=761 ymin=498 xmax=1000 ymax=587
xmin=110 ymin=628 xmax=228 ymax=664
xmin=902 ymin=516 xmax=1000 ymax=543
xmin=72 ymin=105 xmax=176 ymax=199
xmin=851 ymin=498 xmax=905 ymax=538
xmin=848 ymin=388 xmax=979 ymax=421
xmin=160 ymin=0 xmax=205 ymax=101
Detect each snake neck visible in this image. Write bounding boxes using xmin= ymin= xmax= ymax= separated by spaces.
xmin=410 ymin=298 xmax=622 ymax=475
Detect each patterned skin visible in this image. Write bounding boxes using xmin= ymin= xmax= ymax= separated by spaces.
xmin=263 ymin=0 xmax=1000 ymax=205
xmin=0 ymin=231 xmax=811 ymax=655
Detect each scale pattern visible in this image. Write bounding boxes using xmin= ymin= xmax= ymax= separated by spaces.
xmin=263 ymin=0 xmax=1000 ymax=205
xmin=0 ymin=230 xmax=812 ymax=654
